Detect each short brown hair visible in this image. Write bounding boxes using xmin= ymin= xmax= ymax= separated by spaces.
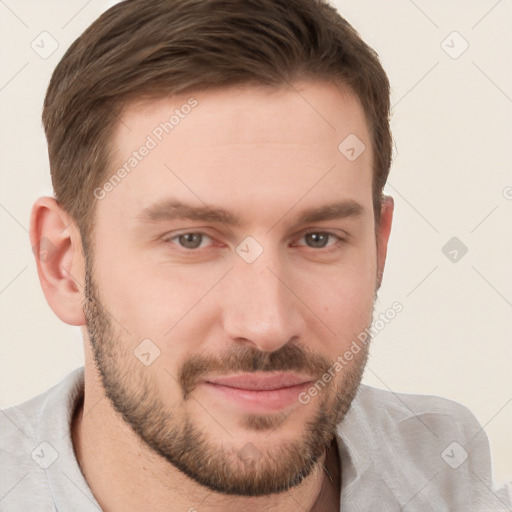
xmin=42 ymin=0 xmax=392 ymax=251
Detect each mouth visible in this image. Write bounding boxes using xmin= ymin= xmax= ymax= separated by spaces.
xmin=200 ymin=372 xmax=314 ymax=413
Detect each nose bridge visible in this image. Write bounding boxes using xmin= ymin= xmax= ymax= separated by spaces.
xmin=220 ymin=253 xmax=302 ymax=351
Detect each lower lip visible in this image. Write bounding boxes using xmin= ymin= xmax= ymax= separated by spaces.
xmin=201 ymin=382 xmax=311 ymax=413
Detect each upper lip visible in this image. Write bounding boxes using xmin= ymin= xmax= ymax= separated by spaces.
xmin=204 ymin=372 xmax=314 ymax=391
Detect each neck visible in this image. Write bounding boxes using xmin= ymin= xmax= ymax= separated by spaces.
xmin=72 ymin=373 xmax=341 ymax=512
xmin=314 ymin=437 xmax=342 ymax=511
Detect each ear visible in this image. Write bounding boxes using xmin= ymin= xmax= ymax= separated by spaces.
xmin=29 ymin=196 xmax=86 ymax=326
xmin=376 ymin=195 xmax=394 ymax=290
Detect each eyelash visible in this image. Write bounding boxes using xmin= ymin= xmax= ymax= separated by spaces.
xmin=162 ymin=230 xmax=346 ymax=252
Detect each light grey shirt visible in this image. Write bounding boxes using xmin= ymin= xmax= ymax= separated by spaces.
xmin=0 ymin=367 xmax=510 ymax=511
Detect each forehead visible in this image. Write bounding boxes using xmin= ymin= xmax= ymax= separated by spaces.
xmin=124 ymin=81 xmax=369 ymax=150
xmin=99 ymin=80 xmax=373 ymax=228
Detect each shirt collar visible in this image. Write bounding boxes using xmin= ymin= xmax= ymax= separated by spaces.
xmin=334 ymin=385 xmax=375 ymax=488
xmin=36 ymin=366 xmax=101 ymax=511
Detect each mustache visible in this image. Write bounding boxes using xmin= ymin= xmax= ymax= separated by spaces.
xmin=178 ymin=343 xmax=332 ymax=400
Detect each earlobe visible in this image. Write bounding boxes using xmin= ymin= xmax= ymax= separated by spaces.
xmin=376 ymin=195 xmax=394 ymax=290
xmin=29 ymin=196 xmax=86 ymax=326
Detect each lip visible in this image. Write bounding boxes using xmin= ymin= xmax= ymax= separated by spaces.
xmin=200 ymin=372 xmax=314 ymax=413
xmin=205 ymin=372 xmax=314 ymax=390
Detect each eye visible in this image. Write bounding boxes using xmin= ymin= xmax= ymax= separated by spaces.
xmin=162 ymin=230 xmax=344 ymax=252
xmin=165 ymin=232 xmax=214 ymax=250
xmin=295 ymin=231 xmax=343 ymax=249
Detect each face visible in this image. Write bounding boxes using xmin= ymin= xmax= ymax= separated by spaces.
xmin=83 ymin=80 xmax=382 ymax=496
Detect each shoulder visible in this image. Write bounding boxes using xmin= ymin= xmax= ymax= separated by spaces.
xmin=0 ymin=368 xmax=85 ymax=510
xmin=0 ymin=387 xmax=55 ymax=508
xmin=0 ymin=368 xmax=82 ymax=453
xmin=339 ymin=384 xmax=511 ymax=511
xmin=352 ymin=383 xmax=490 ymax=474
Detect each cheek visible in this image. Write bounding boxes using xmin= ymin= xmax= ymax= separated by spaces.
xmin=90 ymin=258 xmax=168 ymax=345
xmin=322 ymin=279 xmax=375 ymax=339
xmin=293 ymin=249 xmax=377 ymax=349
xmin=96 ymin=257 xmax=225 ymax=359
xmin=123 ymin=276 xmax=206 ymax=335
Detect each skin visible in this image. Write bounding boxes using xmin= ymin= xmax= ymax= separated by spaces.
xmin=30 ymin=80 xmax=393 ymax=511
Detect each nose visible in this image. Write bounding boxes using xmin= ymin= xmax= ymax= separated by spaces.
xmin=219 ymin=258 xmax=305 ymax=353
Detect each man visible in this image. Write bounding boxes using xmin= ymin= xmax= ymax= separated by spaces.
xmin=0 ymin=0 xmax=510 ymax=510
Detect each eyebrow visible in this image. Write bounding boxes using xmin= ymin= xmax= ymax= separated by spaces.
xmin=136 ymin=198 xmax=366 ymax=227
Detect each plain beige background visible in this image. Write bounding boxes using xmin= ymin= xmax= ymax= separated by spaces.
xmin=1 ymin=0 xmax=511 ymax=486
